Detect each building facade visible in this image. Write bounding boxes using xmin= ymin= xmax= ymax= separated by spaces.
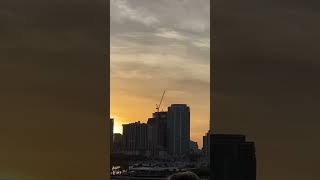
xmin=189 ymin=140 xmax=199 ymax=154
xmin=167 ymin=104 xmax=190 ymax=156
xmin=147 ymin=111 xmax=168 ymax=156
xmin=210 ymin=134 xmax=256 ymax=180
xmin=202 ymin=130 xmax=211 ymax=157
xmin=110 ymin=118 xmax=114 ymax=152
xmin=122 ymin=121 xmax=148 ymax=154
xmin=112 ymin=133 xmax=122 ymax=152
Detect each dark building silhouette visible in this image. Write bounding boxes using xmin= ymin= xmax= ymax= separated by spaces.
xmin=167 ymin=104 xmax=190 ymax=156
xmin=202 ymin=130 xmax=211 ymax=157
xmin=210 ymin=134 xmax=256 ymax=180
xmin=112 ymin=133 xmax=123 ymax=152
xmin=110 ymin=118 xmax=114 ymax=152
xmin=147 ymin=111 xmax=168 ymax=156
xmin=122 ymin=121 xmax=148 ymax=154
xmin=189 ymin=140 xmax=199 ymax=154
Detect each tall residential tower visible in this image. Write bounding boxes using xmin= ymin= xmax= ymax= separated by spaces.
xmin=167 ymin=104 xmax=190 ymax=156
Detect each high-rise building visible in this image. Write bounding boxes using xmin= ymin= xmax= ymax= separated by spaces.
xmin=210 ymin=134 xmax=256 ymax=180
xmin=122 ymin=121 xmax=148 ymax=154
xmin=189 ymin=140 xmax=199 ymax=154
xmin=202 ymin=130 xmax=211 ymax=157
xmin=167 ymin=104 xmax=190 ymax=156
xmin=112 ymin=133 xmax=123 ymax=152
xmin=110 ymin=118 xmax=114 ymax=151
xmin=147 ymin=111 xmax=168 ymax=156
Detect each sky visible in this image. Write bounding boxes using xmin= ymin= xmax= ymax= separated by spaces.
xmin=110 ymin=0 xmax=210 ymax=147
xmin=213 ymin=0 xmax=320 ymax=180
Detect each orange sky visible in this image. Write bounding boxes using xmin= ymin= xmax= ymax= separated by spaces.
xmin=110 ymin=0 xmax=210 ymax=148
xmin=110 ymin=87 xmax=210 ymax=148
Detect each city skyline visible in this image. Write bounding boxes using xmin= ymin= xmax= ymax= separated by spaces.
xmin=110 ymin=0 xmax=210 ymax=148
xmin=111 ymin=104 xmax=194 ymax=159
xmin=111 ymin=103 xmax=199 ymax=147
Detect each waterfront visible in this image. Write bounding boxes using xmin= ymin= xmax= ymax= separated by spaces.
xmin=111 ymin=176 xmax=209 ymax=180
xmin=110 ymin=160 xmax=210 ymax=180
xmin=111 ymin=176 xmax=166 ymax=180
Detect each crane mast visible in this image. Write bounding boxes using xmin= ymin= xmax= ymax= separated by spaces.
xmin=156 ymin=90 xmax=166 ymax=112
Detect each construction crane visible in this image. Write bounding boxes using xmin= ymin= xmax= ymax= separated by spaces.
xmin=156 ymin=90 xmax=166 ymax=112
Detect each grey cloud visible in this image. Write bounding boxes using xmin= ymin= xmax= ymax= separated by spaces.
xmin=111 ymin=0 xmax=160 ymax=27
xmin=110 ymin=0 xmax=210 ymax=73
xmin=111 ymin=30 xmax=210 ymax=66
xmin=155 ymin=28 xmax=187 ymax=41
xmin=111 ymin=0 xmax=210 ymax=34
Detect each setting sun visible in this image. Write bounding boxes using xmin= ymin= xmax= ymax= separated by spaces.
xmin=110 ymin=115 xmax=124 ymax=134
